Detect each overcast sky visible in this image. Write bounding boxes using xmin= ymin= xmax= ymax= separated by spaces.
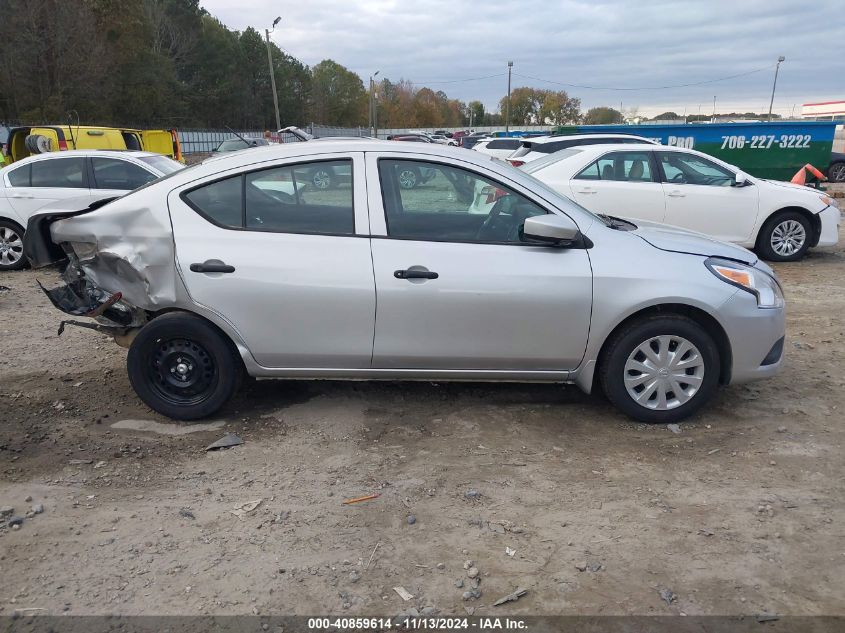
xmin=201 ymin=0 xmax=843 ymax=117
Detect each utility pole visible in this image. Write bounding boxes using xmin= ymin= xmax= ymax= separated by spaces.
xmin=505 ymin=61 xmax=513 ymax=133
xmin=712 ymin=95 xmax=716 ymax=123
xmin=768 ymin=56 xmax=785 ymax=122
xmin=374 ymin=89 xmax=379 ymax=138
xmin=265 ymin=17 xmax=282 ymax=131
xmin=369 ymin=71 xmax=380 ymax=136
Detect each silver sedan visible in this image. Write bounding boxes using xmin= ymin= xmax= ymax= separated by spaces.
xmin=26 ymin=140 xmax=786 ymax=423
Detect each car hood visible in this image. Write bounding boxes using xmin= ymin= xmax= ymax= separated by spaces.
xmin=630 ymin=219 xmax=758 ymax=265
xmin=759 ymin=178 xmax=820 ymax=195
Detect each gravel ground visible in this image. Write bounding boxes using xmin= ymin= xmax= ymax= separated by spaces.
xmin=0 ymin=223 xmax=844 ymax=617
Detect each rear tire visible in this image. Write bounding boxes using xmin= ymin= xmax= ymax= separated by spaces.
xmin=0 ymin=219 xmax=26 ymax=271
xmin=599 ymin=315 xmax=720 ymax=424
xmin=756 ymin=211 xmax=812 ymax=262
xmin=127 ymin=313 xmax=243 ymax=420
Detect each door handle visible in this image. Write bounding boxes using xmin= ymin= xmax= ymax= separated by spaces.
xmin=190 ymin=261 xmax=236 ymax=274
xmin=394 ymin=269 xmax=438 ymax=280
xmin=10 ymin=193 xmax=33 ymax=199
xmin=667 ymin=191 xmax=686 ymax=198
xmin=575 ymin=187 xmax=597 ymax=194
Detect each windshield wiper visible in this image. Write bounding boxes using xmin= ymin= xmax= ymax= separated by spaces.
xmin=598 ymin=213 xmax=623 ymax=229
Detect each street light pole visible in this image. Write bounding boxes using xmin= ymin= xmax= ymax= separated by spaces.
xmin=265 ymin=16 xmax=282 ymax=131
xmin=768 ymin=56 xmax=785 ymax=122
xmin=369 ymin=70 xmax=379 ymax=136
xmin=505 ymin=61 xmax=513 ymax=133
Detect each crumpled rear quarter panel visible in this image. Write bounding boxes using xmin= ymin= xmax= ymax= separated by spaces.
xmin=49 ymin=198 xmax=177 ymax=310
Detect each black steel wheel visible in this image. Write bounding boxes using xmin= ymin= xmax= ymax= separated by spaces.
xmin=127 ymin=313 xmax=242 ymax=420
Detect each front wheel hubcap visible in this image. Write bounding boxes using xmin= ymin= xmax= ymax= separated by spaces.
xmin=624 ymin=335 xmax=705 ymax=411
xmin=771 ymin=220 xmax=806 ymax=256
xmin=0 ymin=227 xmax=23 ymax=266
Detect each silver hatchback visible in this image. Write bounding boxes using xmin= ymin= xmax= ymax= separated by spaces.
xmin=26 ymin=140 xmax=786 ymax=423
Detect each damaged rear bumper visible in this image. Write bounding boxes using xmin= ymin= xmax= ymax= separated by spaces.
xmin=37 ymin=258 xmax=148 ymax=339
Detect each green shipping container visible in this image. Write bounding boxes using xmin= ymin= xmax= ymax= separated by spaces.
xmin=553 ymin=121 xmax=838 ymax=181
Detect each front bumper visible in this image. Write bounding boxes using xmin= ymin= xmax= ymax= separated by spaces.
xmin=816 ymin=205 xmax=841 ymax=247
xmin=720 ymin=290 xmax=786 ymax=384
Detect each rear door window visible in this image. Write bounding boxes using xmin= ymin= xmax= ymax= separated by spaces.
xmin=184 ymin=175 xmax=243 ymax=228
xmin=7 ymin=163 xmax=31 ymax=187
xmin=182 ymin=159 xmax=355 ymax=235
xmin=576 ymin=151 xmax=655 ymax=182
xmin=30 ymin=157 xmax=87 ymax=188
xmin=245 ymin=160 xmax=354 ymax=234
xmin=92 ymin=157 xmax=158 ymax=190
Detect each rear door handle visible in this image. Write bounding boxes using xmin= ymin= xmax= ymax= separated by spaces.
xmin=10 ymin=193 xmax=33 ymax=199
xmin=190 ymin=261 xmax=235 ymax=274
xmin=395 ymin=269 xmax=438 ymax=280
xmin=575 ymin=187 xmax=597 ymax=194
xmin=667 ymin=190 xmax=686 ymax=198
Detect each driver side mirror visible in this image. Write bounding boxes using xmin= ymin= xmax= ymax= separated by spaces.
xmin=522 ymin=214 xmax=581 ymax=246
xmin=733 ymin=171 xmax=749 ymax=187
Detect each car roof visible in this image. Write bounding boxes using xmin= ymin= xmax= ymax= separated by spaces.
xmin=526 ymin=133 xmax=656 ymax=145
xmin=1 ymin=149 xmax=162 ymax=168
xmin=194 ymin=138 xmax=492 ymax=171
xmin=573 ymin=142 xmax=667 ymax=152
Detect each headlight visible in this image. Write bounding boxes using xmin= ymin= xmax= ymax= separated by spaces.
xmin=705 ymin=258 xmax=784 ymax=309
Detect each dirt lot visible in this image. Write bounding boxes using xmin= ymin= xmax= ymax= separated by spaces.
xmin=1 ymin=224 xmax=844 ymax=618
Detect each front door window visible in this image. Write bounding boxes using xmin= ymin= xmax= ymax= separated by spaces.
xmin=378 ymin=159 xmax=546 ymax=243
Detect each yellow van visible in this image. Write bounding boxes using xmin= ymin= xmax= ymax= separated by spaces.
xmin=3 ymin=125 xmax=183 ymax=164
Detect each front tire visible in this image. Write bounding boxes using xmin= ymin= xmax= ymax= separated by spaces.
xmin=0 ymin=220 xmax=26 ymax=271
xmin=757 ymin=211 xmax=812 ymax=262
xmin=599 ymin=315 xmax=720 ymax=424
xmin=127 ymin=313 xmax=242 ymax=420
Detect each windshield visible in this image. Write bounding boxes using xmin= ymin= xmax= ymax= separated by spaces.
xmin=137 ymin=155 xmax=185 ymax=175
xmin=522 ymin=148 xmax=582 ymax=174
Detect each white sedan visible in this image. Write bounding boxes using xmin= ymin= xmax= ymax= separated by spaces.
xmin=0 ymin=150 xmax=184 ymax=270
xmin=523 ymin=144 xmax=840 ymax=262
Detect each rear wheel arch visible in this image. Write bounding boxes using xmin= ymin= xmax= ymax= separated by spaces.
xmin=593 ymin=303 xmax=732 ymax=390
xmin=147 ymin=308 xmax=246 ymax=362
